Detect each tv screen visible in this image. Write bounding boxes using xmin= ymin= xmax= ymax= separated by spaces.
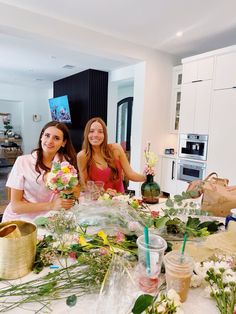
xmin=48 ymin=95 xmax=72 ymax=123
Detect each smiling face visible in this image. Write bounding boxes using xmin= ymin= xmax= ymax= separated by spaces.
xmin=41 ymin=126 xmax=66 ymax=156
xmin=88 ymin=121 xmax=105 ymax=147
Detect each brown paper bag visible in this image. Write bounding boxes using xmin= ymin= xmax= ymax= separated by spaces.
xmin=187 ymin=172 xmax=234 ymax=217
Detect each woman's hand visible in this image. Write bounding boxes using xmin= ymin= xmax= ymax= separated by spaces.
xmin=51 ymin=195 xmax=75 ymax=211
xmin=106 ymin=188 xmax=117 ymax=196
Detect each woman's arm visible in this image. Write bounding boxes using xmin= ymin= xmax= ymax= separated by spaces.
xmin=10 ymin=188 xmax=75 ymax=214
xmin=77 ymin=150 xmax=89 ymax=189
xmin=112 ymin=143 xmax=146 ymax=182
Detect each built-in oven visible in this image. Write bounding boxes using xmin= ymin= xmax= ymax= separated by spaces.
xmin=179 ymin=134 xmax=208 ymax=161
xmin=177 ymin=159 xmax=206 ymax=182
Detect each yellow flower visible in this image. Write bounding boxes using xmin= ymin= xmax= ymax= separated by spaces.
xmin=78 ymin=235 xmax=92 ymax=248
xmin=61 ymin=166 xmax=70 ymax=173
xmin=97 ymin=230 xmax=109 ymax=245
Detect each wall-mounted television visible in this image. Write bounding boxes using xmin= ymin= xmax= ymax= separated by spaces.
xmin=48 ymin=95 xmax=72 ymax=123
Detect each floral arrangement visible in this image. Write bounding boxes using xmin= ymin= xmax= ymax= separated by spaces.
xmin=191 ymin=255 xmax=236 ymax=314
xmin=46 ymin=161 xmax=78 ymax=198
xmin=132 ymin=288 xmax=183 ymax=314
xmin=144 ymin=142 xmax=158 ymax=176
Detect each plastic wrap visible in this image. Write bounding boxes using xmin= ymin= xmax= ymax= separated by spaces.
xmin=72 ymin=201 xmax=144 ymax=236
xmin=95 ymin=255 xmax=139 ymax=314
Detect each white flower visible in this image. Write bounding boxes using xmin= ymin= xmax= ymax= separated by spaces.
xmin=167 ymin=289 xmax=181 ymax=305
xmin=190 ymin=274 xmax=203 ymax=288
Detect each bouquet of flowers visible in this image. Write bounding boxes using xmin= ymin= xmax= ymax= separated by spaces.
xmin=191 ymin=255 xmax=236 ymax=314
xmin=46 ymin=161 xmax=78 ymax=199
xmin=144 ymin=142 xmax=158 ymax=176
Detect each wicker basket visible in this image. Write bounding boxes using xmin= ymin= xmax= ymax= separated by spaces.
xmin=0 ymin=220 xmax=37 ymax=279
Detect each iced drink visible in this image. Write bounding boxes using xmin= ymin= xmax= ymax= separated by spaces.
xmin=136 ymin=234 xmax=167 ymax=293
xmin=164 ymin=250 xmax=194 ymax=302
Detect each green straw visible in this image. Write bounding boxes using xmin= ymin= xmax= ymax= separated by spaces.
xmin=180 ymin=232 xmax=187 ymax=262
xmin=143 ymin=226 xmax=151 ymax=274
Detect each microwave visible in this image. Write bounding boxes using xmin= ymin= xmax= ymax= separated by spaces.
xmin=179 ymin=134 xmax=208 ymax=161
xmin=177 ymin=159 xmax=206 ymax=182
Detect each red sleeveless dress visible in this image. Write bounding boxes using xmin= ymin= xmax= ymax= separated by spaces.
xmin=88 ymin=160 xmax=124 ymax=193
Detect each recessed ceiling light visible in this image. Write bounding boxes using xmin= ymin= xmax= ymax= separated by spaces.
xmin=176 ymin=31 xmax=183 ymax=37
xmin=62 ymin=65 xmax=76 ymax=69
xmin=35 ymin=78 xmax=44 ymax=81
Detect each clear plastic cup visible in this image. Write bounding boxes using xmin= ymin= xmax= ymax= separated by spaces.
xmin=136 ymin=234 xmax=167 ymax=293
xmin=164 ymin=250 xmax=194 ymax=302
xmin=94 ymin=181 xmax=104 ymax=194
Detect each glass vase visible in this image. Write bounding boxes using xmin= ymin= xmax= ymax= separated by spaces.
xmin=141 ymin=175 xmax=160 ymax=204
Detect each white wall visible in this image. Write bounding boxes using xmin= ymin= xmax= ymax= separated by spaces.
xmin=0 ymin=82 xmax=52 ymax=153
xmin=108 ymin=53 xmax=176 ymax=196
xmin=117 ymin=84 xmax=134 ymax=102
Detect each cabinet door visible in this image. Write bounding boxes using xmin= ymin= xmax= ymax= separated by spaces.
xmin=182 ymin=57 xmax=214 ymax=84
xmin=214 ymin=51 xmax=236 ymax=90
xmin=170 ymin=66 xmax=182 ymax=133
xmin=194 ymin=80 xmax=212 ymax=134
xmin=175 ymin=180 xmax=189 ymax=195
xmin=170 ymin=88 xmax=181 ymax=133
xmin=207 ymin=89 xmax=236 ymax=184
xmin=179 ymin=84 xmax=195 ymax=133
xmin=160 ymin=157 xmax=177 ymax=196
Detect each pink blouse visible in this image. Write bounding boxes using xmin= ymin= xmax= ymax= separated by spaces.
xmin=88 ymin=160 xmax=125 ymax=193
xmin=2 ymin=152 xmax=59 ymax=222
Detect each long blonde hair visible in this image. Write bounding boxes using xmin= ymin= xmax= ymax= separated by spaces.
xmin=82 ymin=117 xmax=118 ymax=180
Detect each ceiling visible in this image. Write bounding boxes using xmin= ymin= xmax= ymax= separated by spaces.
xmin=1 ymin=0 xmax=236 ymax=87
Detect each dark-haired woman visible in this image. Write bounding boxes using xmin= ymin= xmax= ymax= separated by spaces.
xmin=77 ymin=117 xmax=145 ymax=193
xmin=2 ymin=121 xmax=79 ymax=222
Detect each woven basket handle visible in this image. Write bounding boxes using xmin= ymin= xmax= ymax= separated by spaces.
xmin=203 ymin=172 xmax=218 ymax=182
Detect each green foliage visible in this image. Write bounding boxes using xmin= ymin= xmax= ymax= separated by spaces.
xmin=131 ymin=294 xmax=154 ymax=314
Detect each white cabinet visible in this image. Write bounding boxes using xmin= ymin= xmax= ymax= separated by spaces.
xmin=182 ymin=57 xmax=214 ymax=84
xmin=170 ymin=66 xmax=182 ymax=133
xmin=160 ymin=156 xmax=177 ymax=196
xmin=160 ymin=156 xmax=189 ymax=196
xmin=207 ymin=88 xmax=236 ymax=185
xmin=214 ymin=51 xmax=236 ymax=90
xmin=179 ymin=80 xmax=212 ymax=134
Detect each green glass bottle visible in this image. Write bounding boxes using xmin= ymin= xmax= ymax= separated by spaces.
xmin=141 ymin=175 xmax=160 ymax=204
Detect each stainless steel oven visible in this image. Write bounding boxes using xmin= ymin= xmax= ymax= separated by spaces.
xmin=179 ymin=134 xmax=208 ymax=161
xmin=177 ymin=159 xmax=206 ymax=182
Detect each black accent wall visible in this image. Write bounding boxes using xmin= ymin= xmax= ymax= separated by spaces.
xmin=53 ymin=69 xmax=108 ymax=152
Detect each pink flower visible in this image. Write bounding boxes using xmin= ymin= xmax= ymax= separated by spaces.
xmin=151 ymin=211 xmax=159 ymax=219
xmin=116 ymin=231 xmax=125 ymax=243
xmin=99 ymin=247 xmax=109 ymax=255
xmin=128 ymin=221 xmax=139 ymax=232
xmin=68 ymin=251 xmax=77 ymax=259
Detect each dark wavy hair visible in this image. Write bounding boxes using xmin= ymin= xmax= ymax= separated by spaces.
xmin=82 ymin=117 xmax=118 ymax=181
xmin=32 ymin=121 xmax=78 ymax=178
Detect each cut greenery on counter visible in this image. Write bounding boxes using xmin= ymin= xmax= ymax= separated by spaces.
xmin=150 ymin=215 xmax=223 ymax=238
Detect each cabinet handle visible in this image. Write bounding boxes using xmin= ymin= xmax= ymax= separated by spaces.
xmin=171 ymin=161 xmax=175 ymax=180
xmin=232 ymin=86 xmax=236 ymax=89
xmin=191 ymin=79 xmax=203 ymax=83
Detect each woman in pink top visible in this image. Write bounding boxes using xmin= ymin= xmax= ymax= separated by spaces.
xmin=2 ymin=121 xmax=79 ymax=222
xmin=77 ymin=117 xmax=145 ymax=193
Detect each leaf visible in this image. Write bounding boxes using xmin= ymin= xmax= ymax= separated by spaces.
xmin=66 ymin=294 xmax=77 ymax=307
xmin=131 ymin=294 xmax=153 ymax=314
xmin=198 ymin=221 xmax=223 ymax=232
xmin=186 ymin=217 xmax=200 ymax=229
xmin=165 ymin=198 xmax=174 ymax=207
xmin=34 ymin=216 xmax=49 ymax=226
xmin=154 ymin=216 xmax=169 ymax=229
